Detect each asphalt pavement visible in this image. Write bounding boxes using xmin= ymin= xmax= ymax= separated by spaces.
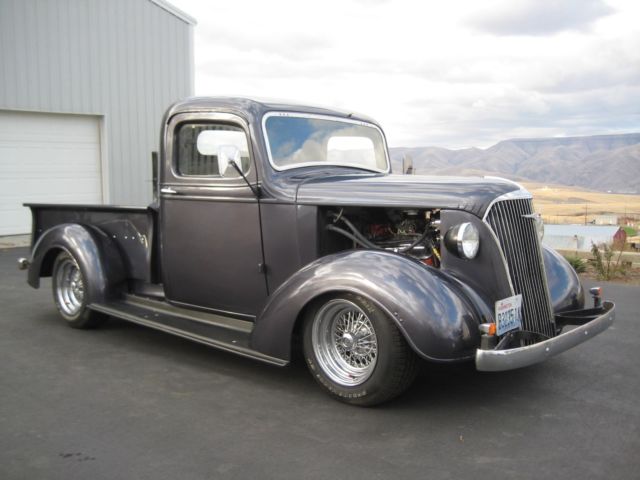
xmin=1 ymin=246 xmax=639 ymax=480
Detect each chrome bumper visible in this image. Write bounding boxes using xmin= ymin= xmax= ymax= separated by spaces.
xmin=475 ymin=301 xmax=615 ymax=372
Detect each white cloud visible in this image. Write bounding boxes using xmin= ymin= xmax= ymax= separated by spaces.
xmin=169 ymin=0 xmax=640 ymax=148
xmin=466 ymin=0 xmax=614 ymax=36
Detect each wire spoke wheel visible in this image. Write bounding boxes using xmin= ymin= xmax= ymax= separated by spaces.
xmin=312 ymin=299 xmax=378 ymax=386
xmin=303 ymin=293 xmax=419 ymax=405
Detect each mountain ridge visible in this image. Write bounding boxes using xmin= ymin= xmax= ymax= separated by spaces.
xmin=390 ymin=133 xmax=640 ymax=193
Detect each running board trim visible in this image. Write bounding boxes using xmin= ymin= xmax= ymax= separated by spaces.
xmin=89 ymin=301 xmax=288 ymax=367
xmin=123 ymin=294 xmax=253 ymax=334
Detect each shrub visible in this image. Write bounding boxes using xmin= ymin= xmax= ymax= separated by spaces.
xmin=590 ymin=242 xmax=628 ymax=281
xmin=564 ymin=255 xmax=587 ymax=273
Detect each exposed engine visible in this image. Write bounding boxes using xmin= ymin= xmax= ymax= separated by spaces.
xmin=323 ymin=207 xmax=441 ymax=267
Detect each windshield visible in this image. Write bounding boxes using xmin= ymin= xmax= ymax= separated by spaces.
xmin=263 ymin=113 xmax=389 ymax=172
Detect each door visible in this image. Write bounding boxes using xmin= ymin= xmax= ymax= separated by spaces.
xmin=0 ymin=110 xmax=102 ymax=235
xmin=160 ymin=113 xmax=267 ymax=317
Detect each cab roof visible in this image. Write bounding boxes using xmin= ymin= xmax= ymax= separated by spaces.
xmin=165 ymin=96 xmax=380 ymax=127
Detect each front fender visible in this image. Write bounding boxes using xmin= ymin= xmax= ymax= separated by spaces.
xmin=542 ymin=245 xmax=585 ymax=313
xmin=28 ymin=223 xmax=125 ymax=304
xmin=251 ymin=250 xmax=485 ymax=363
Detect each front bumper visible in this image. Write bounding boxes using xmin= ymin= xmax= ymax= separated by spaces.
xmin=475 ymin=301 xmax=615 ymax=372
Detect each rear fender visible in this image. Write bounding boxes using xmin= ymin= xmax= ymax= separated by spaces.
xmin=251 ymin=250 xmax=486 ymax=363
xmin=28 ymin=223 xmax=126 ymax=304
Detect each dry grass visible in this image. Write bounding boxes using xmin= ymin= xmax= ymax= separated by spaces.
xmin=521 ymin=182 xmax=640 ymax=226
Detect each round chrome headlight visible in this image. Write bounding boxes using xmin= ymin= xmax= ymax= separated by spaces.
xmin=445 ymin=222 xmax=480 ymax=259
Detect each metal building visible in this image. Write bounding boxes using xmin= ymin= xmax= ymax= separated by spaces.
xmin=543 ymin=225 xmax=626 ymax=252
xmin=0 ymin=0 xmax=195 ymax=236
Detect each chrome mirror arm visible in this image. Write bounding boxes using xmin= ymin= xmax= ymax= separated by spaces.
xmin=229 ymin=160 xmax=260 ymax=198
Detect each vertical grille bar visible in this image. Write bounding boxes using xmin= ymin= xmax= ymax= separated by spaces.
xmin=486 ymin=198 xmax=556 ymax=338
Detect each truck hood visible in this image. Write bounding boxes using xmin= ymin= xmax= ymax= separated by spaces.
xmin=295 ymin=173 xmax=522 ymax=217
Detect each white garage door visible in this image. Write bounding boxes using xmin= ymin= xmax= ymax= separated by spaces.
xmin=0 ymin=110 xmax=103 ymax=235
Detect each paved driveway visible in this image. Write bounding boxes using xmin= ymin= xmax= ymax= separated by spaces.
xmin=1 ymin=247 xmax=638 ymax=480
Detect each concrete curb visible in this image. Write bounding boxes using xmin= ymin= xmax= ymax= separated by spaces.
xmin=0 ymin=235 xmax=31 ymax=249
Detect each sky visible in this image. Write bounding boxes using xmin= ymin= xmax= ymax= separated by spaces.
xmin=168 ymin=0 xmax=640 ymax=149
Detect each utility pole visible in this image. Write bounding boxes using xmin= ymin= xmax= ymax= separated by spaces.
xmin=584 ymin=204 xmax=587 ymax=225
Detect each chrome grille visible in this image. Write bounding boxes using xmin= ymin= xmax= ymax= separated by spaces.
xmin=485 ymin=198 xmax=556 ymax=338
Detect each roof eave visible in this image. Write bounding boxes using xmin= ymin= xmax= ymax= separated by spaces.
xmin=148 ymin=0 xmax=197 ymax=26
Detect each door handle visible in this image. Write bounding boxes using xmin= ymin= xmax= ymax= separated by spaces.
xmin=160 ymin=187 xmax=177 ymax=195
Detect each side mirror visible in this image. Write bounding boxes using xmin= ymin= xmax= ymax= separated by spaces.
xmin=217 ymin=144 xmax=260 ymax=197
xmin=217 ymin=145 xmax=242 ymax=178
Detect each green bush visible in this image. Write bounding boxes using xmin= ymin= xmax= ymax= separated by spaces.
xmin=564 ymin=255 xmax=587 ymax=273
xmin=590 ymin=242 xmax=628 ymax=280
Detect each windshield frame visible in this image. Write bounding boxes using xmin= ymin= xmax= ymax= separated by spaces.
xmin=262 ymin=112 xmax=391 ymax=174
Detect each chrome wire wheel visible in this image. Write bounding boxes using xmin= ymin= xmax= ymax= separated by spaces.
xmin=54 ymin=255 xmax=85 ymax=317
xmin=311 ymin=299 xmax=378 ymax=387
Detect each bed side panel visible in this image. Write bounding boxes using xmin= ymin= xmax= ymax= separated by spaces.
xmin=28 ymin=204 xmax=154 ymax=282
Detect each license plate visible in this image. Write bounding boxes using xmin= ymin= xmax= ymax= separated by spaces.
xmin=495 ymin=294 xmax=523 ymax=336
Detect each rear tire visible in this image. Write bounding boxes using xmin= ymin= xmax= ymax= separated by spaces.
xmin=302 ymin=293 xmax=418 ymax=406
xmin=52 ymin=251 xmax=107 ymax=329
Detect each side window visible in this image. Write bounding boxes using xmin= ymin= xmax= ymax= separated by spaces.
xmin=176 ymin=123 xmax=250 ymax=177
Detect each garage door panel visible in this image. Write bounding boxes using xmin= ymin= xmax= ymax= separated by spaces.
xmin=0 ymin=112 xmax=99 ymax=138
xmin=0 ymin=111 xmax=103 ymax=236
xmin=1 ymin=155 xmax=102 ymax=178
xmin=0 ymin=180 xmax=101 ymax=199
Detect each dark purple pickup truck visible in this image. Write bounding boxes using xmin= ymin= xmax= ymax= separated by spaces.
xmin=19 ymin=97 xmax=614 ymax=405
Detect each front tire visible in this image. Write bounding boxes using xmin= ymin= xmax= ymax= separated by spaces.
xmin=52 ymin=251 xmax=107 ymax=329
xmin=303 ymin=293 xmax=418 ymax=406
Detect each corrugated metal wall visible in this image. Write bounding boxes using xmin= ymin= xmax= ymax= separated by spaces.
xmin=0 ymin=0 xmax=194 ymax=205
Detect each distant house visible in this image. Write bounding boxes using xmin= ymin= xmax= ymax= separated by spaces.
xmin=594 ymin=214 xmax=618 ymax=226
xmin=543 ymin=225 xmax=627 ymax=252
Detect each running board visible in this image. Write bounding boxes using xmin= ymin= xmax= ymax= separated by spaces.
xmin=89 ymin=296 xmax=287 ymax=367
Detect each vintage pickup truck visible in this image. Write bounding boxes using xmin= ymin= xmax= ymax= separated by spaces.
xmin=20 ymin=97 xmax=615 ymax=405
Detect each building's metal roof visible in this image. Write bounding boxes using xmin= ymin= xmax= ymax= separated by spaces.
xmin=544 ymin=225 xmax=622 ymax=236
xmin=149 ymin=0 xmax=197 ymax=25
xmin=543 ymin=224 xmax=624 ymax=251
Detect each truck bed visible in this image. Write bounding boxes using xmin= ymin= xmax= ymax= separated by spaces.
xmin=26 ymin=203 xmax=157 ymax=282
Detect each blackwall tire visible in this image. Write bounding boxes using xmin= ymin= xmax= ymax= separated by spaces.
xmin=302 ymin=293 xmax=418 ymax=406
xmin=52 ymin=251 xmax=107 ymax=329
